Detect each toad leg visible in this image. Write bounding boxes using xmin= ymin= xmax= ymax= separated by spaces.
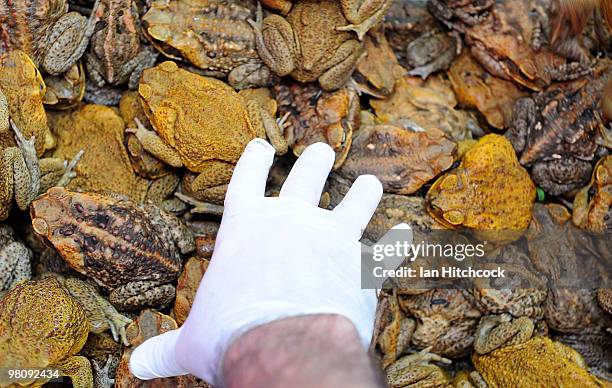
xmin=92 ymin=356 xmax=115 ymax=388
xmin=144 ymin=173 xmax=180 ymax=204
xmin=337 ymin=0 xmax=392 ymax=40
xmin=246 ymin=99 xmax=288 ymax=155
xmin=55 ymin=356 xmax=93 ymax=388
xmin=39 ymin=150 xmax=84 ymax=192
xmin=191 ymin=161 xmax=235 ymax=192
xmin=127 ymin=118 xmax=183 ymax=168
xmin=473 ymin=314 xmax=534 ymax=355
xmin=109 ymin=281 xmax=175 ymax=310
xmin=319 ymin=39 xmax=364 ymax=91
xmin=10 ymin=120 xmax=40 ymax=211
xmin=42 ymin=0 xmax=101 ymax=75
xmin=248 ymin=8 xmax=297 ymax=77
xmin=385 ymin=348 xmax=452 ymax=387
xmin=0 ymin=240 xmax=32 ymax=290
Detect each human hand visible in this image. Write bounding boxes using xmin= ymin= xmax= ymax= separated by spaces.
xmin=129 ymin=139 xmax=385 ymax=384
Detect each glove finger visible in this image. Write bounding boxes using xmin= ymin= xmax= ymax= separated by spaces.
xmin=333 ymin=175 xmax=383 ymax=239
xmin=279 ymin=142 xmax=335 ymax=205
xmin=129 ymin=328 xmax=188 ymax=380
xmin=225 ymin=138 xmax=275 ymax=205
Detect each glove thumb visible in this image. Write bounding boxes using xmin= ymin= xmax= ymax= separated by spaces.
xmin=129 ymin=328 xmax=189 ymax=380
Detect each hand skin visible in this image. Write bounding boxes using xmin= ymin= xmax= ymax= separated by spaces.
xmin=222 ymin=314 xmax=387 ymax=388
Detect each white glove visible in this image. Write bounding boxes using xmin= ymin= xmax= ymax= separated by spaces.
xmin=129 ymin=139 xmax=384 ymax=385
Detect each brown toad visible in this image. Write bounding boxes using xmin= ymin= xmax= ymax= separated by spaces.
xmin=370 ymin=75 xmax=475 ymax=141
xmin=338 ymin=124 xmax=456 ymax=195
xmin=525 ymin=203 xmax=611 ymax=334
xmin=0 ymin=50 xmax=54 ymax=155
xmin=430 ymin=0 xmax=592 ymax=91
xmin=250 ymin=0 xmax=388 ymax=90
xmin=399 ymin=289 xmax=482 ymax=358
xmin=132 ymin=61 xmax=287 ymax=204
xmin=471 ymin=314 xmax=603 ymax=387
xmin=0 ymin=103 xmax=80 ymax=221
xmin=49 ymin=104 xmax=180 ymax=206
xmin=425 ymin=134 xmax=536 ymax=241
xmin=448 ymin=51 xmax=527 ymax=129
xmin=0 ymin=277 xmax=93 ymax=387
xmin=0 ymin=0 xmax=98 ymax=75
xmin=86 ymin=0 xmax=158 ymax=89
xmin=506 ymin=62 xmax=612 ymax=195
xmin=30 ymin=187 xmax=195 ymax=310
xmin=573 ymin=155 xmax=612 ymax=232
xmin=142 ymin=0 xmax=273 ymax=89
xmin=273 ymin=81 xmax=359 ymax=169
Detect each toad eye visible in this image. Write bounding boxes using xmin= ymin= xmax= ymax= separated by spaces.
xmin=74 ymin=203 xmax=84 ymax=213
xmin=431 ymin=298 xmax=448 ymax=306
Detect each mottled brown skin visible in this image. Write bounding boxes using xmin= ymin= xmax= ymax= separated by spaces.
xmin=449 ymin=51 xmax=527 ymax=129
xmin=49 ymin=104 xmax=179 ymax=205
xmin=0 ymin=277 xmax=93 ymax=387
xmin=339 ymin=124 xmax=456 ymax=195
xmin=0 ymin=50 xmax=53 ymax=156
xmin=250 ymin=0 xmax=366 ymax=91
xmin=135 ymin=61 xmax=286 ymax=203
xmin=506 ymin=63 xmax=612 ymax=195
xmin=385 ymin=348 xmax=452 ymax=388
xmin=573 ymin=155 xmax=612 ymax=232
xmin=525 ymin=204 xmax=612 ymax=334
xmin=30 ymin=187 xmax=195 ymax=310
xmin=371 ymin=293 xmax=415 ymax=369
xmin=430 ymin=0 xmax=592 ymax=90
xmin=598 ymin=289 xmax=612 ymax=314
xmin=0 ymin=224 xmax=32 ymax=291
xmin=0 ymin=0 xmax=98 ymax=75
xmin=399 ymin=289 xmax=482 ymax=358
xmin=86 ymin=0 xmax=158 ymax=89
xmin=426 ymin=134 xmax=536 ymax=242
xmin=405 ymin=30 xmax=457 ymax=79
xmin=143 ymin=0 xmax=272 ymax=89
xmin=273 ymin=81 xmax=359 ymax=169
xmin=369 ymin=75 xmax=474 ymax=142
xmin=470 ymin=244 xmax=547 ymax=319
xmin=172 ymin=256 xmax=209 ymax=325
xmin=472 ymin=314 xmax=604 ymax=388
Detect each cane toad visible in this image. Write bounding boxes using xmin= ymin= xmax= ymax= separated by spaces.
xmin=525 ymin=203 xmax=611 ymax=334
xmin=430 ymin=0 xmax=592 ymax=91
xmin=506 ymin=63 xmax=612 ymax=195
xmin=425 ymin=134 xmax=536 ymax=241
xmin=0 ymin=50 xmax=54 ymax=155
xmin=0 ymin=277 xmax=93 ymax=387
xmin=338 ymin=124 xmax=456 ymax=195
xmin=0 ymin=0 xmax=99 ymax=75
xmin=370 ymin=75 xmax=475 ymax=141
xmin=273 ymin=81 xmax=359 ymax=168
xmin=0 ymin=224 xmax=32 ymax=292
xmin=86 ymin=0 xmax=158 ymax=89
xmin=133 ymin=61 xmax=286 ymax=203
xmin=250 ymin=0 xmax=385 ymax=91
xmin=573 ymin=156 xmax=612 ymax=232
xmin=30 ymin=187 xmax=195 ymax=310
xmin=142 ymin=0 xmax=273 ymax=90
xmin=399 ymin=289 xmax=482 ymax=358
xmin=448 ymin=51 xmax=527 ymax=129
xmin=49 ymin=104 xmax=179 ymax=205
xmin=471 ymin=314 xmax=603 ymax=387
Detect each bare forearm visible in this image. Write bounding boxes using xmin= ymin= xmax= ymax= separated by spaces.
xmin=222 ymin=314 xmax=386 ymax=388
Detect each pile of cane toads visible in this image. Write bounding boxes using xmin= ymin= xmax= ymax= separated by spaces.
xmin=0 ymin=0 xmax=611 ymax=386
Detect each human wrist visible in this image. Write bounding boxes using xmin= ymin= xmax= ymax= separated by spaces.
xmin=221 ymin=314 xmax=385 ymax=388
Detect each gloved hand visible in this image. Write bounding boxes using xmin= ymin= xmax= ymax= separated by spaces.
xmin=129 ymin=139 xmax=385 ymax=385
